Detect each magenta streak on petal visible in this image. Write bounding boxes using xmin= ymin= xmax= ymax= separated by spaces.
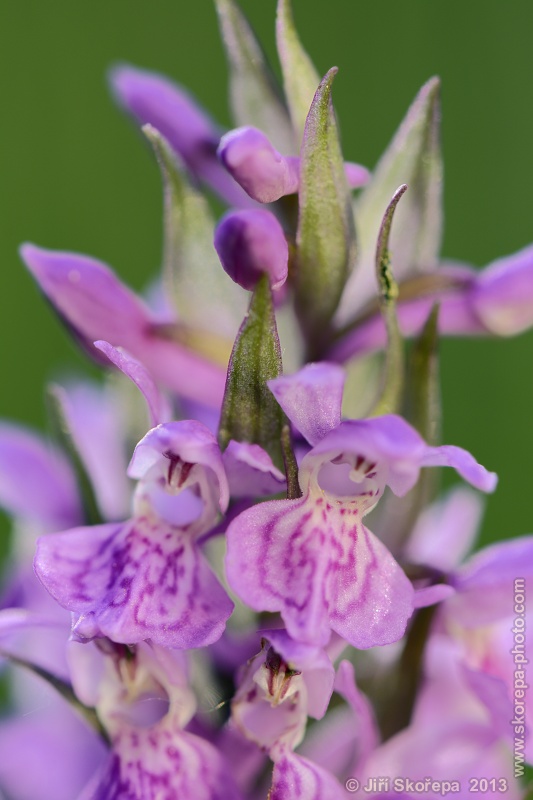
xmin=226 ymin=495 xmax=413 ymax=649
xmin=34 ymin=518 xmax=233 ymax=649
xmin=270 ymin=750 xmax=346 ymax=800
xmin=89 ymin=726 xmax=243 ymax=800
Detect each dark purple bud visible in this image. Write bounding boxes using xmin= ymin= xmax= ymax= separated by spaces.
xmin=214 ymin=209 xmax=289 ymax=291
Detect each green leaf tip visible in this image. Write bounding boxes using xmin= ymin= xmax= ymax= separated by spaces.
xmin=276 ymin=0 xmax=321 ymax=146
xmin=375 ymin=183 xmax=408 ymax=305
xmin=371 ymin=185 xmax=408 ymax=417
xmin=295 ymin=67 xmax=357 ymax=356
xmin=214 ymin=0 xmax=294 ymax=153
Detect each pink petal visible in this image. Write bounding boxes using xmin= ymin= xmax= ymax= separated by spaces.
xmin=226 ymin=496 xmax=414 ymax=648
xmin=35 ymin=518 xmax=233 ymax=649
xmin=110 ymin=63 xmax=251 ymax=208
xmin=270 ymin=750 xmax=346 ymax=800
xmin=128 ymin=420 xmax=229 ymax=514
xmin=0 ymin=421 xmax=81 ymax=528
xmin=94 ymin=341 xmax=168 ymax=428
xmin=268 ymin=363 xmax=345 ymax=446
xmin=223 ymin=440 xmax=285 ymax=498
xmin=22 ymin=244 xmax=227 ymax=408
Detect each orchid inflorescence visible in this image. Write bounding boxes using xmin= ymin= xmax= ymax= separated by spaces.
xmin=0 ymin=1 xmax=531 ymax=798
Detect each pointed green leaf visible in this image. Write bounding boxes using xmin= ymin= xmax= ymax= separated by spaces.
xmin=370 ymin=185 xmax=407 ymax=417
xmin=276 ymin=0 xmax=321 ymax=146
xmin=144 ymin=124 xmax=245 ymax=357
xmin=218 ymin=275 xmax=285 ymax=471
xmin=336 ymin=77 xmax=443 ymax=324
xmin=214 ymin=0 xmax=295 ymax=154
xmin=294 ymin=68 xmax=357 ymax=353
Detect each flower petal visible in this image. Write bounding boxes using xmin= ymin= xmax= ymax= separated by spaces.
xmin=223 ymin=440 xmax=285 ymax=498
xmin=421 ymin=445 xmax=497 ymax=493
xmin=308 ymin=416 xmax=496 ymax=497
xmin=218 ymin=126 xmax=370 ymax=204
xmin=87 ymin=729 xmax=243 ymax=800
xmin=128 ymin=420 xmax=229 ymax=514
xmin=0 ymin=422 xmax=81 ymax=528
xmin=110 ymin=63 xmax=250 ymax=208
xmin=218 ymin=126 xmax=299 ymax=203
xmin=268 ymin=363 xmax=345 ymax=446
xmin=0 ymin=696 xmax=105 ymax=800
xmin=405 ymin=487 xmax=484 ymax=573
xmin=333 ymin=660 xmax=380 ymax=771
xmin=263 ymin=628 xmax=335 ymax=719
xmin=35 ymin=518 xmax=233 ymax=649
xmin=94 ymin=341 xmax=168 ymax=428
xmin=471 ymin=243 xmax=533 ymax=335
xmin=226 ymin=496 xmax=414 ymax=648
xmin=270 ymin=750 xmax=346 ymax=800
xmin=21 ymin=243 xmax=227 ymax=408
xmin=449 ymin=536 xmax=533 ymax=627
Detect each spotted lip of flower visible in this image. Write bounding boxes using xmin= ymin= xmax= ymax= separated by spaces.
xmin=225 ymin=363 xmax=497 ymax=650
xmin=34 ymin=421 xmax=234 ymax=650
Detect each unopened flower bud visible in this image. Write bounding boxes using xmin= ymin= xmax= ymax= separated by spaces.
xmin=218 ymin=126 xmax=299 ymax=203
xmin=214 ymin=209 xmax=289 ymax=291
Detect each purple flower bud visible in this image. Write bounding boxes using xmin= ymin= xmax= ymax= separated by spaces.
xmin=218 ymin=126 xmax=300 ymax=203
xmin=214 ymin=209 xmax=289 ymax=291
xmin=218 ymin=125 xmax=370 ymax=204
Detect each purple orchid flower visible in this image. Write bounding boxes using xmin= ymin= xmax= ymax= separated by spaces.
xmin=401 ymin=491 xmax=533 ymax=765
xmin=34 ymin=421 xmax=234 ymax=649
xmin=226 ymin=363 xmax=497 ymax=649
xmin=357 ymin=635 xmax=521 ymax=800
xmin=110 ymin=64 xmax=254 ymax=208
xmin=69 ymin=640 xmax=243 ymax=800
xmin=231 ymin=629 xmax=334 ymax=756
xmin=330 ymin=246 xmax=533 ymax=362
xmin=218 ymin=125 xmax=369 ymax=204
xmin=0 ymin=611 xmax=106 ymax=800
xmin=229 ymin=628 xmax=349 ymax=800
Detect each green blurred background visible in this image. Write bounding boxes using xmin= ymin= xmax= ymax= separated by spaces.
xmin=1 ymin=0 xmax=532 ymax=553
